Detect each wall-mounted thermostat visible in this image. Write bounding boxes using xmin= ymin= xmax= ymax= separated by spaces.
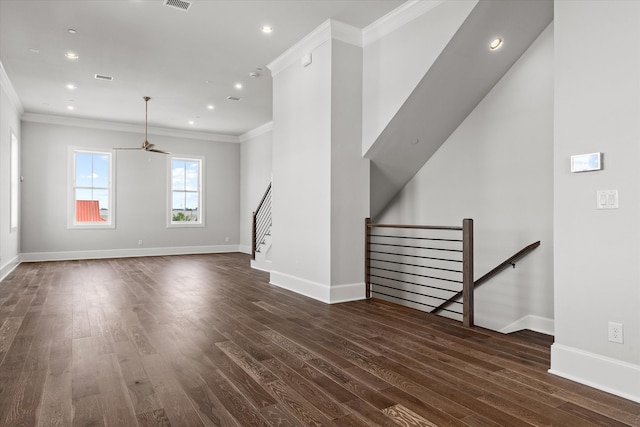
xmin=571 ymin=152 xmax=602 ymax=172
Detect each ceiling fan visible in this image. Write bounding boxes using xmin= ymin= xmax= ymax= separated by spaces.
xmin=114 ymin=96 xmax=170 ymax=154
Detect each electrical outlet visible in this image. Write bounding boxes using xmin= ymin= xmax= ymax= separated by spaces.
xmin=608 ymin=322 xmax=624 ymax=344
xmin=138 ymin=240 xmax=143 ymax=245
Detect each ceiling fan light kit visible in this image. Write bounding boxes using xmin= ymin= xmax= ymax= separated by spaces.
xmin=114 ymin=96 xmax=170 ymax=154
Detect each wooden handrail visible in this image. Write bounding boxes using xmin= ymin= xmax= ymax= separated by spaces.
xmin=255 ymin=183 xmax=272 ymax=215
xmin=474 ymin=241 xmax=540 ymax=287
xmin=368 ymin=223 xmax=463 ymax=231
xmin=430 ymin=240 xmax=541 ymax=315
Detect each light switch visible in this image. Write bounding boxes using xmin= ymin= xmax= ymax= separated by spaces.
xmin=597 ymin=190 xmax=618 ymax=209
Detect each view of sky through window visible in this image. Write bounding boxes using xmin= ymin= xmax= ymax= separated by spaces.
xmin=74 ymin=151 xmax=110 ymax=222
xmin=171 ymin=158 xmax=200 ymax=223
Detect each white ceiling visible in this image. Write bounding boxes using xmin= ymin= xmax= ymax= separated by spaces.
xmin=0 ymin=0 xmax=404 ymax=137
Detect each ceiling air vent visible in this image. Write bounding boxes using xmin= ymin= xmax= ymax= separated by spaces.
xmin=94 ymin=74 xmax=113 ymax=81
xmin=164 ymin=0 xmax=192 ymax=12
xmin=226 ymin=96 xmax=241 ymax=101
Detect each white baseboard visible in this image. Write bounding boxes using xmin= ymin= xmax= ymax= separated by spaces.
xmin=238 ymin=245 xmax=252 ymax=255
xmin=550 ymin=343 xmax=640 ymax=403
xmin=20 ymin=245 xmax=241 ymax=262
xmin=251 ymin=259 xmax=272 ymax=273
xmin=330 ymin=282 xmax=366 ymax=303
xmin=500 ymin=314 xmax=555 ymax=335
xmin=270 ymin=270 xmax=366 ymax=304
xmin=0 ymin=255 xmax=21 ymax=282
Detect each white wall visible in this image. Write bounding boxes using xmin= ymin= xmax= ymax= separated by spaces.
xmin=330 ymin=39 xmax=369 ymax=293
xmin=270 ymin=39 xmax=333 ymax=297
xmin=378 ymin=24 xmax=554 ymax=333
xmin=269 ymin=22 xmax=369 ymax=303
xmin=0 ymin=65 xmax=22 ymax=279
xmin=20 ymin=120 xmax=240 ymax=259
xmin=239 ymin=123 xmax=273 ymax=253
xmin=361 ymin=0 xmax=477 ymax=155
xmin=551 ymin=1 xmax=640 ymax=402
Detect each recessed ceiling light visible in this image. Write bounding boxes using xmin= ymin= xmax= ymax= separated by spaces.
xmin=67 ymin=28 xmax=77 ymax=34
xmin=489 ymin=38 xmax=503 ymax=51
xmin=66 ymin=83 xmax=77 ymax=90
xmin=207 ymin=105 xmax=215 ymax=110
xmin=67 ymin=105 xmax=75 ymax=110
xmin=234 ymin=83 xmax=243 ymax=90
xmin=261 ymin=26 xmax=273 ymax=34
xmin=188 ymin=120 xmax=195 ymax=125
xmin=28 ymin=48 xmax=40 ymax=54
xmin=65 ymin=52 xmax=79 ymax=60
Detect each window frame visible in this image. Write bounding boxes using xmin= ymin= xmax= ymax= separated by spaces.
xmin=68 ymin=147 xmax=116 ymax=229
xmin=167 ymin=155 xmax=204 ymax=228
xmin=10 ymin=130 xmax=19 ymax=232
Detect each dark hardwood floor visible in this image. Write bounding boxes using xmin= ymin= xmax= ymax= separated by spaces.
xmin=0 ymin=253 xmax=638 ymax=426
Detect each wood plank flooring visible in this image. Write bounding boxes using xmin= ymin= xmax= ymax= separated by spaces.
xmin=0 ymin=253 xmax=638 ymax=426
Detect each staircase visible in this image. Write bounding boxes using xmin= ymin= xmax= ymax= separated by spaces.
xmin=251 ymin=183 xmax=272 ymax=272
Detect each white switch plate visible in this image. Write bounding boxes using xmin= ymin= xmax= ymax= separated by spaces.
xmin=597 ymin=190 xmax=618 ymax=209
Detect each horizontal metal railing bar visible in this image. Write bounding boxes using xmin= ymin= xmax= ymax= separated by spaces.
xmin=256 ymin=227 xmax=270 ymax=243
xmin=370 ymin=250 xmax=462 ymax=263
xmin=368 ymin=223 xmax=463 ymax=231
xmin=371 ymin=290 xmax=463 ymax=315
xmin=370 ymin=242 xmax=463 ymax=253
xmin=370 ymin=234 xmax=463 ymax=243
xmin=370 ymin=266 xmax=463 ymax=284
xmin=256 ymin=205 xmax=271 ymax=219
xmin=370 ymin=274 xmax=462 ymax=295
xmin=256 ymin=214 xmax=271 ymax=230
xmin=369 ymin=257 xmax=463 ymax=274
xmin=256 ymin=217 xmax=270 ymax=232
xmin=371 ymin=282 xmax=454 ymax=302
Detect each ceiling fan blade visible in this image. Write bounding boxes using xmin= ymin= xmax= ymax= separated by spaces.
xmin=148 ymin=148 xmax=171 ymax=154
xmin=113 ymin=97 xmax=169 ymax=154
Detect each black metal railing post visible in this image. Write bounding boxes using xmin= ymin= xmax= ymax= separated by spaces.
xmin=462 ymin=218 xmax=474 ymax=328
xmin=365 ymin=217 xmax=371 ymax=299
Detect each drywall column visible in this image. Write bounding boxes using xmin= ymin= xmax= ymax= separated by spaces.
xmin=268 ymin=21 xmax=369 ymax=303
xmin=551 ymin=1 xmax=640 ymax=402
xmin=0 ymin=63 xmax=22 ymax=279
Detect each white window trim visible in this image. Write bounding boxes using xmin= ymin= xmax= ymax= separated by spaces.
xmin=167 ymin=155 xmax=205 ymax=228
xmin=67 ymin=147 xmax=116 ymax=229
xmin=10 ymin=130 xmax=19 ymax=232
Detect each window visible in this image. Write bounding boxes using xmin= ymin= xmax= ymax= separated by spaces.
xmin=169 ymin=157 xmax=203 ymax=226
xmin=10 ymin=131 xmax=18 ymax=231
xmin=69 ymin=149 xmax=114 ymax=228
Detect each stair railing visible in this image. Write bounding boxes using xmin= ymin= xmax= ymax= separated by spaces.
xmin=365 ymin=218 xmax=475 ymax=327
xmin=252 ymin=183 xmax=272 ymax=260
xmin=431 ymin=240 xmax=540 ymax=315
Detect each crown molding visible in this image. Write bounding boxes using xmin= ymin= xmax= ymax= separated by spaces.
xmin=0 ymin=61 xmax=24 ymax=115
xmin=363 ymin=0 xmax=447 ymax=46
xmin=21 ymin=112 xmax=240 ymax=143
xmin=267 ymin=19 xmax=361 ymax=77
xmin=239 ymin=121 xmax=273 ymax=142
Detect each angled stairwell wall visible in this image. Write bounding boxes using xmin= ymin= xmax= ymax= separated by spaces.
xmin=377 ymin=23 xmax=554 ymax=334
xmin=364 ymin=0 xmax=553 ymax=218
